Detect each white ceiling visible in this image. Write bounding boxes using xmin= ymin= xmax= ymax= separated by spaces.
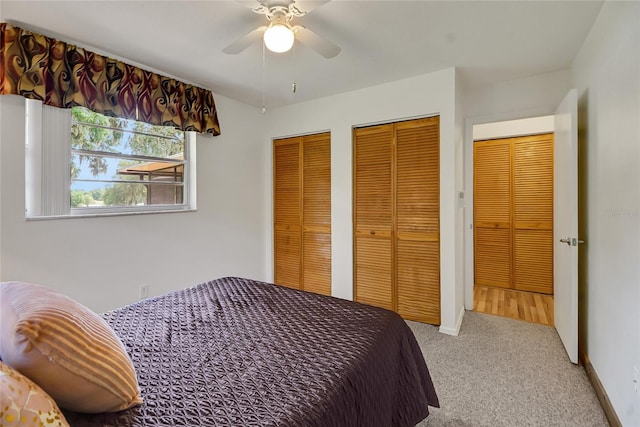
xmin=1 ymin=0 xmax=603 ymax=109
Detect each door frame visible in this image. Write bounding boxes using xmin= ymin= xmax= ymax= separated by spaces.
xmin=463 ymin=113 xmax=556 ymax=310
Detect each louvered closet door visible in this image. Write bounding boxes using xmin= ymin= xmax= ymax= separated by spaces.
xmin=274 ymin=137 xmax=301 ymax=289
xmin=474 ymin=139 xmax=512 ymax=288
xmin=353 ymin=124 xmax=394 ymax=310
xmin=513 ymin=134 xmax=554 ymax=294
xmin=302 ymin=132 xmax=331 ymax=296
xmin=395 ymin=117 xmax=440 ymax=324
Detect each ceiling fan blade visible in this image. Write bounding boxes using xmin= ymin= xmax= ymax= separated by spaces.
xmin=235 ymin=0 xmax=331 ymax=15
xmin=223 ymin=26 xmax=267 ymax=54
xmin=235 ymin=0 xmax=268 ymax=14
xmin=294 ymin=26 xmax=341 ymax=58
xmin=290 ymin=0 xmax=331 ymax=15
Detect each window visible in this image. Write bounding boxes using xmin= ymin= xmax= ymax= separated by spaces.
xmin=25 ymin=99 xmax=197 ymax=218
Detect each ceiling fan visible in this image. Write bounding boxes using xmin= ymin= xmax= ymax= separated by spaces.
xmin=223 ymin=0 xmax=341 ymax=58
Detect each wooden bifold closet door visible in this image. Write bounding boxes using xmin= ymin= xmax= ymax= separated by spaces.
xmin=474 ymin=133 xmax=554 ymax=294
xmin=353 ymin=116 xmax=440 ymax=325
xmin=274 ymin=132 xmax=331 ymax=296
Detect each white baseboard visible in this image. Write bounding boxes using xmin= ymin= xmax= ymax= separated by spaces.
xmin=439 ymin=306 xmax=465 ymax=336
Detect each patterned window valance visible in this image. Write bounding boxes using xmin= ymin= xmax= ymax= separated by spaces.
xmin=0 ymin=23 xmax=220 ymax=135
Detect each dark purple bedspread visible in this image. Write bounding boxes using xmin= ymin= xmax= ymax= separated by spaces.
xmin=65 ymin=277 xmax=439 ymax=426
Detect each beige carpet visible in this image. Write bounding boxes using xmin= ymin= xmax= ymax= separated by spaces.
xmin=410 ymin=311 xmax=609 ymax=427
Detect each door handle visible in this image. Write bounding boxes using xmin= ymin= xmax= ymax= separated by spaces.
xmin=560 ymin=237 xmax=585 ymax=246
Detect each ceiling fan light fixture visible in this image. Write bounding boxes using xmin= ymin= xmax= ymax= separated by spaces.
xmin=264 ymin=23 xmax=294 ymax=53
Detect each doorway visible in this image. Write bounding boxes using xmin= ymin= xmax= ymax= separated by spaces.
xmin=472 ymin=117 xmax=555 ymax=326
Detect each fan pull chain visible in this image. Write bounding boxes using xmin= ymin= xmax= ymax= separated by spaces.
xmin=262 ymin=41 xmax=267 ymax=114
xmin=292 ymin=43 xmax=297 ymax=94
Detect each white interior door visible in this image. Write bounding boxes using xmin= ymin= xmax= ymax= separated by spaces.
xmin=554 ymin=89 xmax=579 ymax=364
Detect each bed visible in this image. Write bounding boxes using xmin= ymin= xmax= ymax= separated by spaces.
xmin=63 ymin=276 xmax=439 ymax=426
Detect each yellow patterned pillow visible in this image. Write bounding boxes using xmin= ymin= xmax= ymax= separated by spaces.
xmin=0 ymin=282 xmax=142 ymax=413
xmin=0 ymin=361 xmax=69 ymax=427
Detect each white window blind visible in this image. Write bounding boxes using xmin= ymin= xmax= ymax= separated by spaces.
xmin=25 ymin=99 xmax=71 ymax=217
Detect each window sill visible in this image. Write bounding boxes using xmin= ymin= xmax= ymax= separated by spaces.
xmin=26 ymin=207 xmax=197 ymax=220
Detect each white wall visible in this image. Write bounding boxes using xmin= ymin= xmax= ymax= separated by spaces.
xmin=0 ymin=94 xmax=270 ymax=313
xmin=571 ymin=2 xmax=640 ymax=425
xmin=464 ymin=69 xmax=572 ymax=120
xmin=263 ymin=68 xmax=465 ymax=335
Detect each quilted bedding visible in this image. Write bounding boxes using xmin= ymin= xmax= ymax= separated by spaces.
xmin=65 ymin=277 xmax=439 ymax=426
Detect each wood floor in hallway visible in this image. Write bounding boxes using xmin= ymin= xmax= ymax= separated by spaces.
xmin=473 ymin=285 xmax=554 ymax=327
